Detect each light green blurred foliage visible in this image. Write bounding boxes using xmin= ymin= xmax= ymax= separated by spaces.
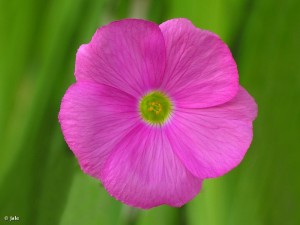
xmin=0 ymin=0 xmax=299 ymax=225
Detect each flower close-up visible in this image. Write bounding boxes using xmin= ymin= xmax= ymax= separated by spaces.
xmin=59 ymin=18 xmax=257 ymax=209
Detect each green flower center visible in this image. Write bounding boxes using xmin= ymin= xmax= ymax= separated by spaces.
xmin=139 ymin=91 xmax=173 ymax=125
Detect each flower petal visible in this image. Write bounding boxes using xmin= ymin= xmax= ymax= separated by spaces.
xmin=58 ymin=82 xmax=140 ymax=178
xmin=100 ymin=123 xmax=202 ymax=209
xmin=75 ymin=19 xmax=166 ymax=97
xmin=159 ymin=18 xmax=238 ymax=108
xmin=166 ymin=87 xmax=257 ymax=179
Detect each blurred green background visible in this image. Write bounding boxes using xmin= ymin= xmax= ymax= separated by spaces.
xmin=1 ymin=0 xmax=300 ymax=224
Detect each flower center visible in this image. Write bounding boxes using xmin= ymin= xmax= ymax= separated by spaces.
xmin=139 ymin=91 xmax=172 ymax=125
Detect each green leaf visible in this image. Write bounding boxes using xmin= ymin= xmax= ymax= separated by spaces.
xmin=59 ymin=171 xmax=122 ymax=225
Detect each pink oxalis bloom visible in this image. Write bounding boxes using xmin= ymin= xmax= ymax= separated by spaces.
xmin=59 ymin=18 xmax=257 ymax=209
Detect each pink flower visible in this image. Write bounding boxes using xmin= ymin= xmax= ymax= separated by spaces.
xmin=59 ymin=18 xmax=257 ymax=209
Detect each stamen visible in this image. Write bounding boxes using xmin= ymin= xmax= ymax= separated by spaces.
xmin=139 ymin=91 xmax=173 ymax=125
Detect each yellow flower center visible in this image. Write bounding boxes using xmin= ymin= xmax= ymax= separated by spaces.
xmin=139 ymin=91 xmax=172 ymax=125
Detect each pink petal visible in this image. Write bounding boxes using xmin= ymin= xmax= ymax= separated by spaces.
xmin=166 ymin=86 xmax=257 ymax=179
xmin=75 ymin=19 xmax=166 ymax=97
xmin=159 ymin=18 xmax=238 ymax=108
xmin=58 ymin=82 xmax=140 ymax=178
xmin=100 ymin=123 xmax=202 ymax=209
